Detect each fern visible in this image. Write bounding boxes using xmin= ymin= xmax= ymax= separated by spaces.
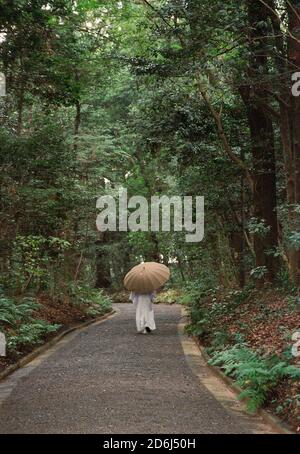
xmin=0 ymin=296 xmax=39 ymax=326
xmin=209 ymin=345 xmax=300 ymax=413
xmin=68 ymin=285 xmax=112 ymax=315
xmin=7 ymin=320 xmax=60 ymax=352
xmin=0 ymin=293 xmax=60 ymax=354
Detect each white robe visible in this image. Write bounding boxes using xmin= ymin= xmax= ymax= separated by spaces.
xmin=130 ymin=292 xmax=156 ymax=333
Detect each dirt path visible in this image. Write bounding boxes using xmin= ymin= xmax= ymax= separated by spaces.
xmin=0 ymin=304 xmax=278 ymax=434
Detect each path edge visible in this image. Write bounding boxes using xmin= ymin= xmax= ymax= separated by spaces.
xmin=192 ymin=335 xmax=294 ymax=434
xmin=0 ymin=309 xmax=116 ymax=382
xmin=179 ymin=306 xmax=294 ymax=434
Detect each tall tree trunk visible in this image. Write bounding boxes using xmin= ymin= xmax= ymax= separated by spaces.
xmin=286 ymin=0 xmax=300 ymax=286
xmin=95 ymin=233 xmax=111 ymax=289
xmin=240 ymin=86 xmax=279 ymax=281
xmin=240 ymin=150 xmax=246 ymax=287
xmin=266 ymin=0 xmax=300 ymax=287
xmin=239 ymin=1 xmax=279 ymax=283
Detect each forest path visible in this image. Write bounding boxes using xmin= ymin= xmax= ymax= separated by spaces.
xmin=0 ymin=303 xmax=278 ymax=434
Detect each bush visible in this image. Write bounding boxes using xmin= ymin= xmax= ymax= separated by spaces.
xmin=182 ymin=282 xmax=219 ymax=336
xmin=0 ymin=295 xmax=39 ymax=325
xmin=0 ymin=289 xmax=60 ymax=355
xmin=154 ymin=289 xmax=181 ymax=304
xmin=209 ymin=345 xmax=300 ymax=413
xmin=68 ymin=284 xmax=112 ymax=316
xmin=7 ymin=321 xmax=60 ymax=352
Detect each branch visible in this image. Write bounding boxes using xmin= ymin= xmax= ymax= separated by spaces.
xmin=258 ymin=0 xmax=300 ymax=45
xmin=286 ymin=0 xmax=300 ymax=23
xmin=139 ymin=0 xmax=175 ymax=30
xmin=195 ymin=70 xmax=254 ymax=190
xmin=228 ymin=201 xmax=255 ymax=257
xmin=260 ymin=100 xmax=281 ymax=120
xmin=138 ymin=0 xmax=186 ymax=46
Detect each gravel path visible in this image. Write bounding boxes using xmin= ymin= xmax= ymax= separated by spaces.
xmin=0 ymin=304 xmax=274 ymax=434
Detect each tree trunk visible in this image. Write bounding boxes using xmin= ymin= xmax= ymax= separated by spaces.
xmin=286 ymin=1 xmax=300 ymax=286
xmin=240 ymin=156 xmax=246 ymax=288
xmin=242 ymin=88 xmax=279 ymax=281
xmin=239 ymin=1 xmax=279 ymax=283
xmin=95 ymin=233 xmax=111 ymax=289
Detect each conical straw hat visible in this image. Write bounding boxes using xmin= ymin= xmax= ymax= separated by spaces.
xmin=124 ymin=262 xmax=170 ymax=294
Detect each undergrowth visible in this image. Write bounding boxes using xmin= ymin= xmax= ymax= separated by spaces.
xmin=68 ymin=284 xmax=112 ymax=316
xmin=182 ymin=281 xmax=300 ymax=416
xmin=0 ymin=284 xmax=112 ymax=357
xmin=209 ymin=345 xmax=300 ymax=413
xmin=0 ymin=290 xmax=60 ymax=355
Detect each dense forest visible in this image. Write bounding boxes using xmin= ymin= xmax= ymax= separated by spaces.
xmin=0 ymin=0 xmax=300 ymax=431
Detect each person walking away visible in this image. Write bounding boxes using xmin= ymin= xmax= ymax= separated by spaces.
xmin=130 ymin=291 xmax=156 ymax=334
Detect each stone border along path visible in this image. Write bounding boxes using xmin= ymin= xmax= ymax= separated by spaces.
xmin=0 ymin=303 xmax=280 ymax=434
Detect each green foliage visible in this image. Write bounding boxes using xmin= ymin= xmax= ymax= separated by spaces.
xmin=184 ymin=309 xmax=209 ymax=336
xmin=224 ymin=286 xmax=253 ymax=306
xmin=183 ymin=283 xmax=252 ymax=338
xmin=0 ymin=7 xmax=300 ymax=435
xmin=275 ymin=395 xmax=300 ymax=415
xmin=250 ymin=266 xmax=268 ymax=280
xmin=276 ymin=267 xmax=297 ymax=293
xmin=210 ymin=346 xmax=300 ymax=413
xmin=7 ymin=235 xmax=71 ymax=292
xmin=247 ymin=218 xmax=270 ymax=237
xmin=7 ymin=321 xmax=60 ymax=353
xmin=0 ymin=288 xmax=60 ymax=354
xmin=154 ymin=289 xmax=180 ymax=304
xmin=180 ymin=280 xmax=218 ymax=306
xmin=181 ymin=281 xmax=219 ymax=336
xmin=288 ymin=231 xmax=300 ymax=250
xmin=68 ymin=284 xmax=112 ymax=316
xmin=0 ymin=289 xmax=39 ymax=327
xmin=127 ymin=231 xmax=158 ymax=262
xmin=210 ymin=330 xmax=231 ymax=349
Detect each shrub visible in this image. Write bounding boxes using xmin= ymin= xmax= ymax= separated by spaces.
xmin=154 ymin=289 xmax=181 ymax=304
xmin=7 ymin=321 xmax=60 ymax=352
xmin=209 ymin=345 xmax=300 ymax=413
xmin=0 ymin=290 xmax=61 ymax=355
xmin=0 ymin=295 xmax=39 ymax=326
xmin=69 ymin=284 xmax=112 ymax=316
